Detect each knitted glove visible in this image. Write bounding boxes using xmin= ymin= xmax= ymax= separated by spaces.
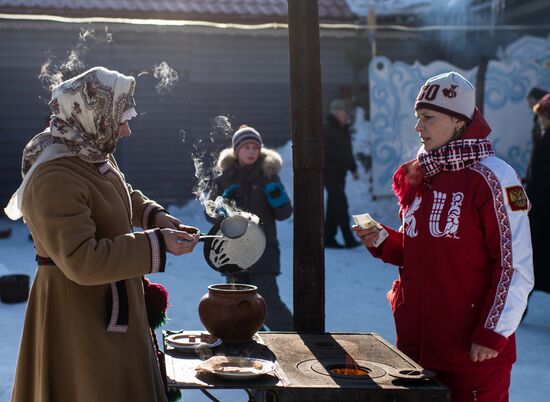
xmin=222 ymin=184 xmax=240 ymax=199
xmin=263 ymin=182 xmax=289 ymax=208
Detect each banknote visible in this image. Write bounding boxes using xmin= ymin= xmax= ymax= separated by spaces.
xmin=352 ymin=213 xmax=389 ymax=247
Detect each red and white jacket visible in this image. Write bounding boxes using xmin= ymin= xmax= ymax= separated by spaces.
xmin=370 ymin=112 xmax=534 ymax=372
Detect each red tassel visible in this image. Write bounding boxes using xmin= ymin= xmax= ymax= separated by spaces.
xmin=143 ymin=277 xmax=170 ymax=330
xmin=392 ymin=160 xmax=425 ymax=216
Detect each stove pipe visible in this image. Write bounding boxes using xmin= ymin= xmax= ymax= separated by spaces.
xmin=287 ymin=0 xmax=325 ymax=332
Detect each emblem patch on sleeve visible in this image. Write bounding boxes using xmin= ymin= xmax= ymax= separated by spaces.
xmin=505 ymin=185 xmax=529 ymax=212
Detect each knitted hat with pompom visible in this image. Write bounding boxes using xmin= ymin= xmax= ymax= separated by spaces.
xmin=232 ymin=125 xmax=263 ymax=154
xmin=415 ymin=71 xmax=475 ymax=121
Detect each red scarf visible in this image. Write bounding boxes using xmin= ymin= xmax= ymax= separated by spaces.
xmin=393 ymin=138 xmax=494 ymax=215
xmin=417 ymin=138 xmax=494 ymax=177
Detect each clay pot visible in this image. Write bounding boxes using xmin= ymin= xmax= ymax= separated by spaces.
xmin=198 ymin=284 xmax=266 ymax=343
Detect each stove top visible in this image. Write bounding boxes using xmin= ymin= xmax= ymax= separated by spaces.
xmin=164 ymin=331 xmax=450 ymax=402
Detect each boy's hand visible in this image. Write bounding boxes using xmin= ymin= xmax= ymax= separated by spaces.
xmin=263 ymin=182 xmax=289 ymax=208
xmin=222 ymin=184 xmax=240 ymax=199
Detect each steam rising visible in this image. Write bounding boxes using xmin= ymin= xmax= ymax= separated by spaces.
xmin=178 ymin=129 xmax=187 ymax=143
xmin=153 ymin=62 xmax=179 ymax=93
xmin=39 ymin=27 xmax=114 ymax=91
xmin=79 ymin=26 xmax=113 ymax=43
xmin=189 ymin=115 xmax=235 ymax=218
xmin=420 ymin=0 xmax=507 ymax=32
xmin=210 ymin=116 xmax=232 ymax=144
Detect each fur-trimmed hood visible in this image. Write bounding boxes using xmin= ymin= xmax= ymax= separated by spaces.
xmin=216 ymin=147 xmax=283 ymax=179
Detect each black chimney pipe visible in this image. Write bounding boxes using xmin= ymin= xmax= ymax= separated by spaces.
xmin=287 ymin=0 xmax=325 ymax=332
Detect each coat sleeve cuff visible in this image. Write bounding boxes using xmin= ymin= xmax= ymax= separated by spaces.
xmin=471 ymin=326 xmax=510 ymax=353
xmin=145 ymin=229 xmax=166 ymax=273
xmin=367 ymin=224 xmax=403 ymax=266
xmin=142 ymin=203 xmax=167 ymax=230
xmin=367 ymin=244 xmax=384 ymax=258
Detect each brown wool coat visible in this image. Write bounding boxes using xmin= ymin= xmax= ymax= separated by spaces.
xmin=11 ymin=156 xmax=167 ymax=402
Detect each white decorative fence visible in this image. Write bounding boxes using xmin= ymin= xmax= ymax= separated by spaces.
xmin=363 ymin=35 xmax=550 ymax=197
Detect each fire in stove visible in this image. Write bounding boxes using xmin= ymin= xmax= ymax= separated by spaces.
xmin=329 ymin=365 xmax=371 ymax=378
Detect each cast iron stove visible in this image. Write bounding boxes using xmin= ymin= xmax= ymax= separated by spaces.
xmin=164 ymin=331 xmax=450 ymax=402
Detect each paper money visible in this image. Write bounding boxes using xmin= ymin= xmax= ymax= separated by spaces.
xmin=353 ymin=213 xmax=382 ymax=231
xmin=352 ymin=213 xmax=389 ymax=247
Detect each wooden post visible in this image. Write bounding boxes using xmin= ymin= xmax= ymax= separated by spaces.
xmin=287 ymin=0 xmax=325 ymax=333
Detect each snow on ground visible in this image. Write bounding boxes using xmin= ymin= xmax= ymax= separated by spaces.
xmin=1 ymin=142 xmax=549 ymax=401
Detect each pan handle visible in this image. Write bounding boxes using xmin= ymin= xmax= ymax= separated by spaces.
xmin=176 ymin=234 xmax=223 ymax=244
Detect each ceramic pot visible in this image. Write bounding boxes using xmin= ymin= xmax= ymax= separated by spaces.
xmin=198 ymin=283 xmax=266 ymax=343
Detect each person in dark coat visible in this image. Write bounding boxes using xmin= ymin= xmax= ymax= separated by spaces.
xmin=209 ymin=125 xmax=293 ymax=330
xmin=526 ymin=93 xmax=550 ymax=294
xmin=323 ymin=99 xmax=360 ymax=248
xmin=524 ymin=87 xmax=547 ymax=185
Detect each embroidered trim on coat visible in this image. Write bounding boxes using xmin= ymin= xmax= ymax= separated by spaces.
xmin=470 ymin=163 xmax=514 ymax=330
xmin=106 ymin=282 xmax=129 ymax=333
xmin=97 ymin=162 xmax=133 ymax=222
xmin=97 ymin=161 xmax=110 ymax=175
xmin=146 ymin=229 xmax=161 ymax=273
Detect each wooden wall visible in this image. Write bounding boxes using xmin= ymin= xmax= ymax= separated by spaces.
xmin=0 ymin=20 xmax=434 ymax=210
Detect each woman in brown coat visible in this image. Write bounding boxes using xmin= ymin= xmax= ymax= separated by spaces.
xmin=4 ymin=67 xmax=199 ymax=402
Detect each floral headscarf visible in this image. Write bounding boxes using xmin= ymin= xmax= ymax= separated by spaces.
xmin=22 ymin=66 xmax=136 ymax=176
xmin=5 ymin=67 xmax=136 ymax=220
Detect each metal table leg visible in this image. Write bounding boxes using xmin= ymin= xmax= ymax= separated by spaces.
xmin=244 ymin=389 xmax=256 ymax=402
xmin=200 ymin=389 xmax=222 ymax=402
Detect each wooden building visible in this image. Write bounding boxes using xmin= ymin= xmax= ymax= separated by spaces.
xmin=0 ymin=0 xmax=547 ymax=209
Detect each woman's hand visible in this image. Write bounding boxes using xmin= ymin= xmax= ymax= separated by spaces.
xmin=352 ymin=225 xmax=379 ymax=248
xmin=177 ymin=223 xmax=200 ymax=235
xmin=161 ymin=229 xmax=199 ymax=256
xmin=470 ymin=343 xmax=499 ymax=362
xmin=154 ymin=211 xmax=182 ymax=229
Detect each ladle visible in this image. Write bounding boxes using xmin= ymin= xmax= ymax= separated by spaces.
xmin=176 ymin=233 xmax=222 ymax=243
xmin=219 ymin=214 xmax=248 ymax=239
xmin=176 ymin=215 xmax=249 ymax=243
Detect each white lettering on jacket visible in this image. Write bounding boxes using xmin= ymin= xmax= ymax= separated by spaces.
xmin=403 ymin=196 xmax=422 ymax=238
xmin=429 ymin=191 xmax=464 ymax=238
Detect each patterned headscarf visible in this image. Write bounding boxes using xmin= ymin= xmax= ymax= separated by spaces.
xmin=22 ymin=66 xmax=136 ymax=176
xmin=5 ymin=67 xmax=136 ymax=220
